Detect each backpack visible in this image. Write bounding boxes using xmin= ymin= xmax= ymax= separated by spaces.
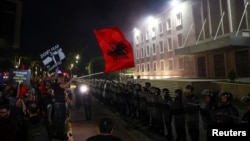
xmin=26 ymin=119 xmax=50 ymax=141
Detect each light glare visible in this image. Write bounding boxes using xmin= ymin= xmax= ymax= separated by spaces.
xmin=80 ymin=85 xmax=89 ymax=93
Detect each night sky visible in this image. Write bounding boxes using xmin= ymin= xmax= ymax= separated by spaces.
xmin=21 ymin=0 xmax=168 ymax=63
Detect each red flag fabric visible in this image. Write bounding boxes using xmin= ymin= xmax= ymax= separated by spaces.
xmin=18 ymin=84 xmax=27 ymax=98
xmin=94 ymin=27 xmax=135 ymax=73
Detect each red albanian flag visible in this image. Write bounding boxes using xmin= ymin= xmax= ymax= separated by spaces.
xmin=94 ymin=27 xmax=135 ymax=73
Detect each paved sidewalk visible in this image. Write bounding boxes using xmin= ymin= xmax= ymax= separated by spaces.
xmin=68 ymin=98 xmax=153 ymax=141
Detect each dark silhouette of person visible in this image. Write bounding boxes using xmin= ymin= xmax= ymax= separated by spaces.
xmin=0 ymin=98 xmax=18 ymax=141
xmin=86 ymin=117 xmax=123 ymax=141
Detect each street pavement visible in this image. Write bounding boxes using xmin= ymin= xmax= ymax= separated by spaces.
xmin=68 ymin=97 xmax=153 ymax=141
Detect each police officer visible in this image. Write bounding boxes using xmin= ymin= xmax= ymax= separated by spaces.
xmin=131 ymin=84 xmax=141 ymax=119
xmin=183 ymin=84 xmax=200 ymax=141
xmin=74 ymin=83 xmax=83 ymax=110
xmin=200 ymin=89 xmax=218 ymax=130
xmin=171 ymin=89 xmax=186 ymax=141
xmin=149 ymin=87 xmax=162 ymax=135
xmin=145 ymin=82 xmax=151 ymax=92
xmin=240 ymin=95 xmax=250 ymax=134
xmin=213 ymin=91 xmax=239 ymax=125
xmin=143 ymin=82 xmax=152 ymax=126
xmin=81 ymin=84 xmax=92 ymax=121
xmin=138 ymin=86 xmax=148 ymax=125
xmin=240 ymin=95 xmax=250 ymax=124
xmin=160 ymin=88 xmax=173 ymax=140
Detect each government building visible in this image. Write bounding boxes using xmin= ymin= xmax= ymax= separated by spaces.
xmin=132 ymin=0 xmax=250 ymax=79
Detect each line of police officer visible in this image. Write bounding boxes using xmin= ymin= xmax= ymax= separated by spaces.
xmin=86 ymin=79 xmax=250 ymax=141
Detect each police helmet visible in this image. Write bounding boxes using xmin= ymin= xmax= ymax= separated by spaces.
xmin=162 ymin=88 xmax=170 ymax=94
xmin=201 ymin=89 xmax=214 ymax=96
xmin=241 ymin=96 xmax=250 ymax=105
xmin=135 ymin=84 xmax=141 ymax=89
xmin=145 ymin=82 xmax=151 ymax=87
xmin=219 ymin=91 xmax=233 ymax=101
xmin=185 ymin=84 xmax=194 ymax=92
xmin=155 ymin=87 xmax=161 ymax=95
xmin=174 ymin=89 xmax=183 ymax=96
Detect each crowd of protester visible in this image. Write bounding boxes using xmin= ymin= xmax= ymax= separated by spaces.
xmin=87 ymin=79 xmax=250 ymax=141
xmin=0 ymin=68 xmax=75 ymax=141
xmin=1 ymin=74 xmax=250 ymax=141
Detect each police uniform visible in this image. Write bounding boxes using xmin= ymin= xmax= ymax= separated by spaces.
xmin=150 ymin=88 xmax=163 ymax=135
xmin=160 ymin=88 xmax=173 ymax=139
xmin=138 ymin=88 xmax=148 ymax=125
xmin=200 ymin=89 xmax=218 ymax=130
xmin=82 ymin=88 xmax=92 ymax=120
xmin=183 ymin=85 xmax=200 ymax=141
xmin=241 ymin=96 xmax=250 ymax=124
xmin=213 ymin=91 xmax=239 ymax=125
xmin=171 ymin=89 xmax=186 ymax=141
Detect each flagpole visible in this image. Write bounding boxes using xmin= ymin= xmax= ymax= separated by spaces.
xmin=77 ymin=72 xmax=104 ymax=79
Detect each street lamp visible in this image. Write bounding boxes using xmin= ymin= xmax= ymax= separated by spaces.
xmin=76 ymin=55 xmax=80 ymax=60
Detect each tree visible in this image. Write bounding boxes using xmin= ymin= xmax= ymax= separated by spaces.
xmin=63 ymin=44 xmax=85 ymax=76
xmin=87 ymin=57 xmax=105 ymax=74
xmin=228 ymin=69 xmax=237 ymax=83
xmin=87 ymin=56 xmax=119 ymax=80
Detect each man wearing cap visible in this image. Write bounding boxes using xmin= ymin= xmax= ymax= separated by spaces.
xmin=183 ymin=84 xmax=200 ymax=141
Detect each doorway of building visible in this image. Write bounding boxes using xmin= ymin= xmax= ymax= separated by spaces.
xmin=235 ymin=50 xmax=250 ymax=77
xmin=197 ymin=56 xmax=207 ymax=77
xmin=214 ymin=53 xmax=226 ymax=78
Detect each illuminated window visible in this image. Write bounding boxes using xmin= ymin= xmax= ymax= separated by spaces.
xmin=160 ymin=60 xmax=165 ymax=71
xmin=159 ymin=22 xmax=163 ymax=34
xmin=140 ymin=33 xmax=143 ymax=42
xmin=146 ymin=45 xmax=150 ymax=57
xmin=176 ymin=12 xmax=182 ymax=27
xmin=167 ymin=37 xmax=173 ymax=51
xmin=159 ymin=40 xmax=164 ymax=53
xmin=147 ymin=62 xmax=151 ymax=72
xmin=145 ymin=30 xmax=149 ymax=40
xmin=152 ymin=43 xmax=156 ymax=55
xmin=166 ymin=18 xmax=171 ymax=31
xmin=136 ymin=49 xmax=139 ymax=59
xmin=177 ymin=34 xmax=183 ymax=48
xmin=179 ymin=57 xmax=184 ymax=70
xmin=135 ymin=35 xmax=139 ymax=45
xmin=152 ymin=27 xmax=156 ymax=38
xmin=141 ymin=63 xmax=145 ymax=72
xmin=141 ymin=47 xmax=144 ymax=58
xmin=153 ymin=61 xmax=157 ymax=71
xmin=169 ymin=59 xmax=174 ymax=70
xmin=136 ymin=64 xmax=140 ymax=72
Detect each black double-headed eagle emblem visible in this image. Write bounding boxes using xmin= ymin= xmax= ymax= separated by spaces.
xmin=107 ymin=41 xmax=128 ymax=61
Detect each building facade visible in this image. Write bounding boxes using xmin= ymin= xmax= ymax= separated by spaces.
xmin=132 ymin=0 xmax=250 ymax=79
